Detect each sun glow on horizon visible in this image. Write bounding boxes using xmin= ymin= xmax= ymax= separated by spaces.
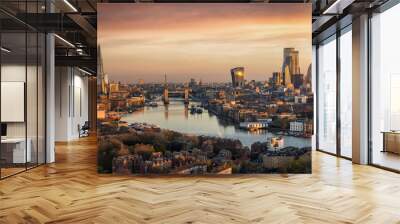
xmin=98 ymin=3 xmax=312 ymax=83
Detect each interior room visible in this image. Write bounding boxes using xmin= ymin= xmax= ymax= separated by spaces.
xmin=0 ymin=0 xmax=399 ymax=223
xmin=370 ymin=2 xmax=400 ymax=171
xmin=0 ymin=9 xmax=46 ymax=178
xmin=0 ymin=0 xmax=97 ymax=179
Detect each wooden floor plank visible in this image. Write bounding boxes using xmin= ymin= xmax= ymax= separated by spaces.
xmin=0 ymin=136 xmax=399 ymax=223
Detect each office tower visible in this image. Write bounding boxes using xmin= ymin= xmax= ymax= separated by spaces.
xmin=292 ymin=73 xmax=304 ymax=89
xmin=282 ymin=48 xmax=300 ymax=77
xmin=97 ymin=46 xmax=108 ymax=95
xmin=291 ymin=50 xmax=300 ymax=74
xmin=272 ymin=72 xmax=282 ymax=86
xmin=231 ymin=67 xmax=245 ymax=88
xmin=305 ymin=64 xmax=312 ymax=88
xmin=284 ymin=65 xmax=291 ymax=86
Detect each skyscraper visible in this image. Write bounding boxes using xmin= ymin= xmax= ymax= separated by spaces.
xmin=231 ymin=67 xmax=245 ymax=88
xmin=97 ymin=46 xmax=108 ymax=95
xmin=284 ymin=65 xmax=291 ymax=86
xmin=282 ymin=48 xmax=300 ymax=79
xmin=292 ymin=73 xmax=304 ymax=89
xmin=272 ymin=72 xmax=282 ymax=86
xmin=305 ymin=64 xmax=312 ymax=88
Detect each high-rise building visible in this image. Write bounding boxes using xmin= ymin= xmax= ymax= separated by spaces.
xmin=284 ymin=65 xmax=291 ymax=86
xmin=305 ymin=64 xmax=312 ymax=88
xmin=282 ymin=48 xmax=300 ymax=78
xmin=292 ymin=73 xmax=304 ymax=89
xmin=272 ymin=72 xmax=282 ymax=86
xmin=231 ymin=67 xmax=245 ymax=88
xmin=97 ymin=46 xmax=108 ymax=95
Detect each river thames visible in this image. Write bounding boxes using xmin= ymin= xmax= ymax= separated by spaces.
xmin=121 ymin=100 xmax=310 ymax=148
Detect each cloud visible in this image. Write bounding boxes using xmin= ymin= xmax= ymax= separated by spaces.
xmin=98 ymin=3 xmax=311 ymax=83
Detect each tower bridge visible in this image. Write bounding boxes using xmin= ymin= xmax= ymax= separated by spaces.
xmin=162 ymin=75 xmax=190 ymax=105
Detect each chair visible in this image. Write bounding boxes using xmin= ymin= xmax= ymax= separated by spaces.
xmin=79 ymin=121 xmax=90 ymax=138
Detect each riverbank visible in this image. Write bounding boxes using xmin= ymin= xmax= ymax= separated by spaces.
xmin=121 ymin=100 xmax=311 ymax=148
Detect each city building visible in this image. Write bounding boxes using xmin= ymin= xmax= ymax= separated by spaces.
xmin=292 ymin=73 xmax=304 ymax=89
xmin=109 ymin=82 xmax=119 ymax=93
xmin=289 ymin=119 xmax=312 ymax=136
xmin=294 ymin=95 xmax=308 ymax=104
xmin=230 ymin=67 xmax=245 ymax=88
xmin=189 ymin=78 xmax=197 ymax=88
xmin=283 ymin=64 xmax=291 ymax=86
xmin=97 ymin=46 xmax=108 ymax=95
xmin=272 ymin=72 xmax=283 ymax=86
xmin=305 ymin=64 xmax=312 ymax=88
xmin=282 ymin=47 xmax=300 ymax=77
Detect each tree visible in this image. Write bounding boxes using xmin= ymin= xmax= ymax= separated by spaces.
xmin=134 ymin=144 xmax=155 ymax=161
xmin=98 ymin=139 xmax=121 ymax=173
xmin=121 ymin=134 xmax=140 ymax=146
xmin=166 ymin=140 xmax=185 ymax=152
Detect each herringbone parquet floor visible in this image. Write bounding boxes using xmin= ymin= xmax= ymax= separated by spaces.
xmin=1 ymin=136 xmax=400 ymax=224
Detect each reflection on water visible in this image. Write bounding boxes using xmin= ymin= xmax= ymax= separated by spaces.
xmin=122 ymin=100 xmax=310 ymax=148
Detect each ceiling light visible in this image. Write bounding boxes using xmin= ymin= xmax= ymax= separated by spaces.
xmin=322 ymin=0 xmax=355 ymax=15
xmin=54 ymin=34 xmax=75 ymax=48
xmin=63 ymin=0 xmax=78 ymax=12
xmin=78 ymin=67 xmax=93 ymax=76
xmin=1 ymin=47 xmax=11 ymax=53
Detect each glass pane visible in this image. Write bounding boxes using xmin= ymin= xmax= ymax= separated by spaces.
xmin=317 ymin=36 xmax=337 ymax=154
xmin=38 ymin=33 xmax=46 ymax=165
xmin=27 ymin=31 xmax=38 ymax=169
xmin=312 ymin=45 xmax=317 ymax=150
xmin=371 ymin=4 xmax=400 ymax=171
xmin=1 ymin=31 xmax=27 ymax=177
xmin=340 ymin=29 xmax=352 ymax=158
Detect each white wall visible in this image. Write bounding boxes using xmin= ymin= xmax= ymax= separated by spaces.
xmin=1 ymin=63 xmax=46 ymax=164
xmin=1 ymin=65 xmax=41 ymax=138
xmin=54 ymin=67 xmax=89 ymax=141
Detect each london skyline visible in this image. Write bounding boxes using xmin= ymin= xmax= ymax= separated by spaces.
xmin=98 ymin=3 xmax=311 ymax=83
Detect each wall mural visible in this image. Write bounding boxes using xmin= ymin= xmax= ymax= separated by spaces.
xmin=97 ymin=3 xmax=313 ymax=175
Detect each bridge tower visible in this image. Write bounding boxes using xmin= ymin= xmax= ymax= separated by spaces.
xmin=184 ymin=84 xmax=189 ymax=104
xmin=163 ymin=74 xmax=169 ymax=105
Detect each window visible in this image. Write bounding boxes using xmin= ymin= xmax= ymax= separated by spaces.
xmin=0 ymin=2 xmax=46 ymax=179
xmin=370 ymin=3 xmax=400 ymax=171
xmin=317 ymin=36 xmax=337 ymax=154
xmin=339 ymin=27 xmax=352 ymax=158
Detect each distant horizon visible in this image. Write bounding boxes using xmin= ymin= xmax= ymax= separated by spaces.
xmin=98 ymin=3 xmax=311 ymax=83
xmin=107 ymin=76 xmax=288 ymax=85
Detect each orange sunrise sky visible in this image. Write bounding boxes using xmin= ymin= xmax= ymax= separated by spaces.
xmin=98 ymin=3 xmax=311 ymax=83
